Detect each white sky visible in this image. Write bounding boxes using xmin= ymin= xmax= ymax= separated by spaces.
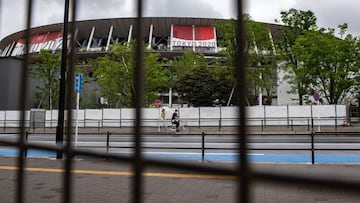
xmin=1 ymin=0 xmax=360 ymax=41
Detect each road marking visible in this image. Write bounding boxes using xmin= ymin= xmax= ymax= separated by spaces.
xmin=0 ymin=165 xmax=235 ymax=180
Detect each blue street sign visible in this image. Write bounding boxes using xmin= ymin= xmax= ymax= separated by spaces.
xmin=75 ymin=73 xmax=83 ymax=93
xmin=314 ymin=92 xmax=320 ymax=101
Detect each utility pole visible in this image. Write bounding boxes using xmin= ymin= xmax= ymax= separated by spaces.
xmin=56 ymin=0 xmax=70 ymax=159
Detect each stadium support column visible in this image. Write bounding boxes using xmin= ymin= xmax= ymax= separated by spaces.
xmin=106 ymin=25 xmax=114 ymax=52
xmin=128 ymin=25 xmax=133 ymax=45
xmin=214 ymin=27 xmax=218 ymax=53
xmin=268 ymin=30 xmax=276 ymax=55
xmin=192 ymin=25 xmax=195 ymax=52
xmin=170 ymin=24 xmax=173 ymax=51
xmin=1 ymin=44 xmax=10 ymax=57
xmin=86 ymin=26 xmax=95 ymax=51
xmin=252 ymin=32 xmax=262 ymax=106
xmin=148 ymin=24 xmax=153 ymax=49
xmin=169 ymin=88 xmax=173 ymax=108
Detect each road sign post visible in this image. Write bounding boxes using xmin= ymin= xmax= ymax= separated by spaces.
xmin=154 ymin=99 xmax=162 ymax=108
xmin=74 ymin=73 xmax=83 ymax=147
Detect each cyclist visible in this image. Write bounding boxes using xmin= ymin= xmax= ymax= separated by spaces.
xmin=171 ymin=110 xmax=180 ymax=132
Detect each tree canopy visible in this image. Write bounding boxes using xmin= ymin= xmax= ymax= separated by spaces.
xmin=292 ymin=29 xmax=360 ymax=104
xmin=32 ymin=50 xmax=61 ymax=109
xmin=90 ymin=42 xmax=169 ymax=107
xmin=276 ymin=8 xmax=360 ymax=104
xmin=215 ymin=17 xmax=278 ymax=105
xmin=173 ymin=51 xmax=233 ymax=106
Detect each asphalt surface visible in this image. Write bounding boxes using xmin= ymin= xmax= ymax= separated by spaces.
xmin=1 ymin=157 xmax=360 ymax=203
xmin=1 ymin=126 xmax=360 ymax=202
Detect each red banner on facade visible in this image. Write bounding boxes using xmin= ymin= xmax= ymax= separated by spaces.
xmin=171 ymin=25 xmax=217 ymax=49
xmin=195 ymin=27 xmax=215 ymax=40
xmin=11 ymin=32 xmax=65 ymax=56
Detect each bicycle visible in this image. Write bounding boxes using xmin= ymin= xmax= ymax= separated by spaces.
xmin=166 ymin=122 xmax=186 ymax=135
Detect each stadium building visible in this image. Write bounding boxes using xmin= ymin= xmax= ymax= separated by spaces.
xmin=0 ymin=17 xmax=288 ymax=110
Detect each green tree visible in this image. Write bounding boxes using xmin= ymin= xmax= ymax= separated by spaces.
xmin=175 ymin=66 xmax=216 ymax=106
xmin=275 ymin=8 xmax=317 ymax=105
xmin=292 ymin=29 xmax=359 ymax=104
xmin=215 ymin=16 xmax=278 ymax=105
xmin=172 ymin=51 xmax=233 ymax=106
xmin=246 ymin=19 xmax=278 ymax=105
xmin=170 ymin=51 xmax=207 ymax=78
xmin=32 ymin=50 xmax=61 ymax=109
xmin=90 ymin=42 xmax=168 ymax=107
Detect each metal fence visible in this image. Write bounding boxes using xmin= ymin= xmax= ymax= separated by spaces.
xmin=18 ymin=130 xmax=360 ymax=165
xmin=1 ymin=0 xmax=360 ymax=203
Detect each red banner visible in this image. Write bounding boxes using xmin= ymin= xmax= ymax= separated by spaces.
xmin=11 ymin=32 xmax=66 ymax=56
xmin=171 ymin=25 xmax=216 ymax=48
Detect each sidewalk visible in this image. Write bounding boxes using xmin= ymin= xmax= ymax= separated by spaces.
xmin=0 ymin=157 xmax=360 ymax=202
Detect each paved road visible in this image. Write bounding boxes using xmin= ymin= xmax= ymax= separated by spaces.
xmin=2 ymin=133 xmax=360 ymax=163
xmin=1 ymin=157 xmax=360 ymax=202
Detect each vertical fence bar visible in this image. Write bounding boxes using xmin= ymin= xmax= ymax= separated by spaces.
xmin=106 ymin=132 xmax=110 ymax=160
xmin=263 ymin=105 xmax=266 ymax=127
xmin=335 ymin=105 xmax=338 ymax=130
xmin=198 ymin=107 xmax=201 ymax=128
xmin=311 ymin=118 xmax=314 ymax=132
xmin=55 ymin=0 xmax=71 ymax=160
xmin=3 ymin=111 xmax=6 ymax=132
xmin=133 ymin=0 xmax=145 ymax=202
xmin=98 ymin=120 xmax=100 ymax=133
xmin=24 ymin=132 xmax=29 ymax=158
xmin=16 ymin=0 xmax=33 ymax=202
xmin=311 ymin=132 xmax=315 ymax=165
xmin=219 ymin=106 xmax=222 ymax=132
xmin=106 ymin=132 xmax=110 ymax=152
xmin=287 ymin=104 xmax=289 ymax=127
xmin=234 ymin=0 xmax=250 ymax=202
xmin=63 ymin=0 xmax=77 ymax=202
xmin=201 ymin=132 xmax=206 ymax=162
xmin=219 ymin=119 xmax=221 ymax=132
xmin=119 ymin=108 xmax=122 ymax=128
xmin=84 ymin=108 xmax=87 ymax=127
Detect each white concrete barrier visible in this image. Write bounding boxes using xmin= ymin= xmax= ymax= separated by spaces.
xmin=0 ymin=105 xmax=348 ymax=128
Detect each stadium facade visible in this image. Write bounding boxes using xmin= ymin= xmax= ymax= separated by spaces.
xmin=0 ymin=17 xmax=291 ymax=110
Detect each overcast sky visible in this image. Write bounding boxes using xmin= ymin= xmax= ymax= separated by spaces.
xmin=1 ymin=0 xmax=360 ymax=41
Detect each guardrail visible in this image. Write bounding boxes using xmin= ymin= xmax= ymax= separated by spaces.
xmin=13 ymin=130 xmax=360 ymax=164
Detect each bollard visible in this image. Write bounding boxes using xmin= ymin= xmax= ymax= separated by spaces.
xmin=201 ymin=132 xmax=206 ymax=162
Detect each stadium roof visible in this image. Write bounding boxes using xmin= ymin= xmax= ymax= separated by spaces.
xmin=0 ymin=17 xmax=283 ymax=51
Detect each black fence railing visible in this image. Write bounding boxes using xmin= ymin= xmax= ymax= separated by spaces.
xmin=6 ymin=131 xmax=360 ymax=165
